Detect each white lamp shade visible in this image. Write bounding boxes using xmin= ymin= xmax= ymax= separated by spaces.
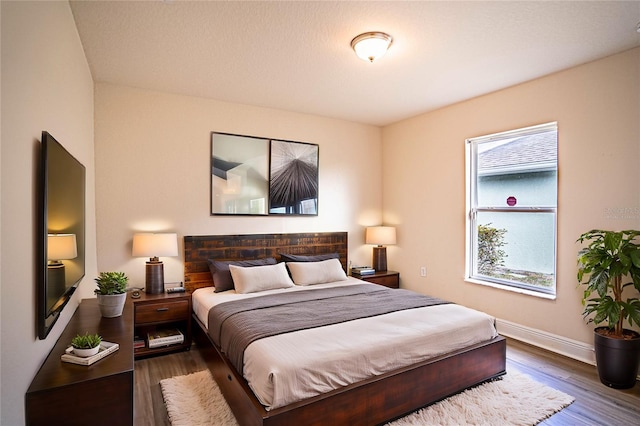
xmin=365 ymin=226 xmax=397 ymax=246
xmin=132 ymin=233 xmax=178 ymax=258
xmin=47 ymin=234 xmax=77 ymax=260
xmin=351 ymin=32 xmax=393 ymax=62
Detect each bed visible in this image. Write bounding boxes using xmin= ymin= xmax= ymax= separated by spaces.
xmin=184 ymin=232 xmax=506 ymax=426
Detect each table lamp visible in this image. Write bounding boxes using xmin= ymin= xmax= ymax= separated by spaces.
xmin=365 ymin=226 xmax=396 ymax=272
xmin=132 ymin=233 xmax=178 ymax=294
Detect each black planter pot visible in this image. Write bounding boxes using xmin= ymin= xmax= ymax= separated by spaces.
xmin=593 ymin=327 xmax=640 ymax=389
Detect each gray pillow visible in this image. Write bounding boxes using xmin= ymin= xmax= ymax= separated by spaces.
xmin=207 ymin=258 xmax=277 ymax=292
xmin=279 ymin=252 xmax=340 ymax=263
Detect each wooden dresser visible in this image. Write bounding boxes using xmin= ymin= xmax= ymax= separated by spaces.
xmin=25 ymin=298 xmax=134 ymax=426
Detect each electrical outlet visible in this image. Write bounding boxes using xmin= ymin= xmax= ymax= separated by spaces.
xmin=420 ymin=266 xmax=427 ymax=277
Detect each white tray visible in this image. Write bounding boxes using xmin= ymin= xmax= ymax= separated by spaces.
xmin=61 ymin=341 xmax=119 ymax=366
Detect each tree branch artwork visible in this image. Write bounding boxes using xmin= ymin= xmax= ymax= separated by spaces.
xmin=269 ymin=140 xmax=318 ymax=215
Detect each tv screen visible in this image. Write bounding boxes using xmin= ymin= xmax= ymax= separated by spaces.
xmin=38 ymin=131 xmax=86 ymax=339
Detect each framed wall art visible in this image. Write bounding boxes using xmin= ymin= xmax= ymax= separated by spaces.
xmin=210 ymin=132 xmax=319 ymax=216
xmin=269 ymin=139 xmax=318 ymax=215
xmin=211 ymin=133 xmax=269 ymax=215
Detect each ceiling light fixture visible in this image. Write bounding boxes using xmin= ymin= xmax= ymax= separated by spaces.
xmin=351 ymin=32 xmax=393 ymax=63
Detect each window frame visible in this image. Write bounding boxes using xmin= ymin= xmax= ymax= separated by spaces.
xmin=465 ymin=122 xmax=558 ymax=298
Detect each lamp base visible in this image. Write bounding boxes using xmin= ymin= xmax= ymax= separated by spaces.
xmin=372 ymin=246 xmax=387 ymax=272
xmin=145 ymin=261 xmax=165 ymax=294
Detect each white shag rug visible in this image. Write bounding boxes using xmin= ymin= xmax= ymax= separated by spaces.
xmin=160 ymin=370 xmax=574 ymax=426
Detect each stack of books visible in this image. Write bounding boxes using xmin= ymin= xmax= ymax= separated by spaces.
xmin=351 ymin=266 xmax=375 ymax=276
xmin=133 ymin=336 xmax=145 ymax=350
xmin=148 ymin=328 xmax=184 ymax=349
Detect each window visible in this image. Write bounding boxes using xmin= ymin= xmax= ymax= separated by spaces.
xmin=465 ymin=122 xmax=557 ymax=297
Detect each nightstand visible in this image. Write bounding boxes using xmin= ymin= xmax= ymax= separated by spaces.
xmin=133 ymin=291 xmax=192 ymax=358
xmin=356 ymin=270 xmax=400 ymax=288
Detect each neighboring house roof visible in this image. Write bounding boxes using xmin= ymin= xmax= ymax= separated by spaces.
xmin=479 ymin=130 xmax=557 ymax=175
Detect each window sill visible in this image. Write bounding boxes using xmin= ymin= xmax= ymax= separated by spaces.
xmin=464 ymin=277 xmax=556 ymax=300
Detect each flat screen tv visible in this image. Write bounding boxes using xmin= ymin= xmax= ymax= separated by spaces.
xmin=38 ymin=131 xmax=86 ymax=339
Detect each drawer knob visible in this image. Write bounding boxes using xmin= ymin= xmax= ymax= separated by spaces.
xmin=156 ymin=307 xmax=169 ymax=312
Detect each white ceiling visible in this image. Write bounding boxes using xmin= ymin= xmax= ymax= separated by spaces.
xmin=69 ymin=1 xmax=640 ymax=126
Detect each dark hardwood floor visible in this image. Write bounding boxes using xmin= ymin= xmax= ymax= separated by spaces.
xmin=134 ymin=347 xmax=208 ymax=426
xmin=134 ymin=338 xmax=640 ymax=425
xmin=506 ymin=339 xmax=640 ymax=425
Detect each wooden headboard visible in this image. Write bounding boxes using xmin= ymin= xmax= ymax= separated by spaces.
xmin=183 ymin=232 xmax=348 ymax=292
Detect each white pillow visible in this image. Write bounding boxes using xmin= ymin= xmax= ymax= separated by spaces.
xmin=286 ymin=258 xmax=348 ymax=286
xmin=229 ymin=262 xmax=294 ymax=294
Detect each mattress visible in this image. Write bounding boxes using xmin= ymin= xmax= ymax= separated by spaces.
xmin=192 ymin=277 xmax=498 ymax=410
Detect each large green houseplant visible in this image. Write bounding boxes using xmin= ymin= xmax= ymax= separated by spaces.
xmin=577 ymin=229 xmax=640 ymax=388
xmin=95 ymin=272 xmax=128 ymax=318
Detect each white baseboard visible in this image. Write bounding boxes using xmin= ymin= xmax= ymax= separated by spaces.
xmin=496 ymin=318 xmax=596 ymax=366
xmin=497 ymin=319 xmax=640 ymax=380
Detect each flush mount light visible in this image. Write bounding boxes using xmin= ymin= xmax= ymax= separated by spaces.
xmin=350 ymin=31 xmax=393 ymax=63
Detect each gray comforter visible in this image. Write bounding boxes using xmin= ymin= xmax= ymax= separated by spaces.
xmin=208 ymin=283 xmax=450 ymax=373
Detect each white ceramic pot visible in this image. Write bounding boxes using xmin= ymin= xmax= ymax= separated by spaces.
xmin=73 ymin=345 xmax=100 ymax=357
xmin=96 ymin=293 xmax=127 ymax=318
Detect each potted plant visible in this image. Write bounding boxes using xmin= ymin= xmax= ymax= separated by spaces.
xmin=577 ymin=229 xmax=640 ymax=388
xmin=71 ymin=332 xmax=102 ymax=357
xmin=95 ymin=271 xmax=128 ymax=318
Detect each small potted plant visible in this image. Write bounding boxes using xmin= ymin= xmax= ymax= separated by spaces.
xmin=71 ymin=332 xmax=102 ymax=357
xmin=577 ymin=229 xmax=640 ymax=388
xmin=95 ymin=271 xmax=128 ymax=318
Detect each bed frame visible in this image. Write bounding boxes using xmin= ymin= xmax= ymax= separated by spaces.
xmin=184 ymin=232 xmax=506 ymax=426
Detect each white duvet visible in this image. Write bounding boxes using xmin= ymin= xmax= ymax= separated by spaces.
xmin=193 ymin=278 xmax=498 ymax=410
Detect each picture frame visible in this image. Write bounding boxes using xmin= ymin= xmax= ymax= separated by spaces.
xmin=211 ymin=133 xmax=269 ymax=215
xmin=269 ymin=139 xmax=319 ymax=215
xmin=210 ymin=132 xmax=319 ymax=216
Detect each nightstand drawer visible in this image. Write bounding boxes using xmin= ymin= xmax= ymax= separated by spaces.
xmin=366 ymin=275 xmax=398 ymax=288
xmin=357 ymin=271 xmax=400 ymax=288
xmin=135 ymin=300 xmax=189 ymax=324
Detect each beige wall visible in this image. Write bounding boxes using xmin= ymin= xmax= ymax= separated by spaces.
xmin=94 ymin=83 xmax=382 ymax=285
xmin=0 ymin=2 xmax=96 ymax=425
xmin=383 ymin=47 xmax=640 ymax=345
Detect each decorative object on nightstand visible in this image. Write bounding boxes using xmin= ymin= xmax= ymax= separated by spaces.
xmin=365 ymin=226 xmax=396 ymax=272
xmin=132 ymin=232 xmax=178 ymax=294
xmin=94 ymin=271 xmax=128 ymax=318
xmin=351 ymin=266 xmax=375 ymax=276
